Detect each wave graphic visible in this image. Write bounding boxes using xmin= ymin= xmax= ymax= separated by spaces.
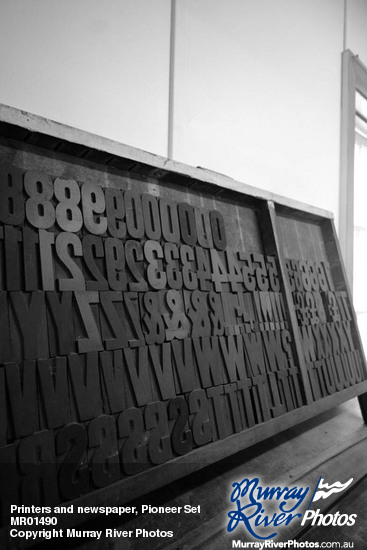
xmin=313 ymin=478 xmax=353 ymax=502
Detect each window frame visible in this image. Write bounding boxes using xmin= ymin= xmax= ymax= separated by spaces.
xmin=340 ymin=50 xmax=367 ymax=291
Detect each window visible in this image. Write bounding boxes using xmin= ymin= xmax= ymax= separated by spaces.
xmin=340 ymin=51 xmax=367 ymax=353
xmin=353 ymin=95 xmax=367 ymax=352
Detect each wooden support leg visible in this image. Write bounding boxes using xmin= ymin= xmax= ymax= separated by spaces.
xmin=358 ymin=393 xmax=367 ymax=423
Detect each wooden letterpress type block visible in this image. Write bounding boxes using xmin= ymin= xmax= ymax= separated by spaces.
xmin=46 ymin=291 xmax=75 ymax=356
xmin=81 ymin=182 xmax=107 ymax=235
xmin=0 ymin=164 xmax=25 ymax=226
xmin=160 ymin=198 xmax=180 ymax=243
xmin=164 ymin=243 xmax=183 ymax=290
xmin=219 ymin=334 xmax=248 ymax=383
xmin=73 ymin=291 xmax=103 ymax=353
xmin=0 ymin=443 xmax=19 ymax=526
xmin=118 ymin=407 xmax=148 ymax=475
xmin=193 ymin=336 xmax=223 ymax=387
xmin=56 ymin=422 xmax=89 ymax=499
xmin=163 ymin=289 xmax=190 ymax=341
xmin=9 ymin=291 xmax=48 ymax=360
xmin=88 ymin=414 xmax=120 ymax=488
xmin=0 ymin=367 xmax=8 ymax=446
xmin=39 ymin=229 xmax=56 ymax=291
xmin=5 ymin=360 xmax=39 ymax=437
xmin=178 ymin=202 xmax=197 ymax=246
xmin=210 ymin=210 xmax=226 ymax=251
xmin=171 ymin=338 xmax=198 ymax=393
xmin=24 ymin=170 xmax=55 ymax=229
xmin=184 ymin=290 xmax=211 ymax=337
xmin=105 ymin=187 xmax=126 ymax=239
xmin=168 ymin=396 xmax=193 ymax=456
xmin=99 ymin=350 xmax=126 ymax=414
xmin=4 ymin=226 xmax=23 ymax=291
xmin=0 ymin=291 xmax=11 ymax=363
xmin=105 ymin=237 xmax=127 ymax=291
xmin=276 ymin=369 xmax=295 ymax=412
xmin=18 ymin=429 xmax=59 ymax=506
xmin=37 ymin=357 xmax=70 ymax=429
xmin=124 ymin=190 xmax=145 ymax=239
xmin=144 ymin=240 xmax=167 ymax=290
xmin=55 ymin=232 xmax=85 ymax=291
xmin=23 ymin=226 xmax=40 ymax=291
xmin=145 ymin=401 xmax=173 ymax=465
xmin=224 ymin=382 xmax=243 ymax=433
xmin=123 ymin=345 xmax=153 ymax=406
xmin=236 ymin=379 xmax=255 ymax=428
xmin=68 ymin=352 xmax=103 ymax=421
xmin=99 ymin=291 xmax=129 ymax=350
xmin=188 ymin=389 xmax=213 ymax=447
xmin=54 ymin=177 xmax=83 ymax=233
xmin=125 ymin=241 xmax=148 ymax=292
xmin=83 ymin=235 xmax=108 ymax=291
xmin=206 ymin=385 xmax=233 ymax=440
xmin=148 ymin=342 xmax=176 ymax=401
xmin=267 ymin=372 xmax=287 ymax=418
xmin=251 ymin=374 xmax=272 ymax=423
xmin=195 ymin=207 xmax=213 ymax=249
xmin=142 ymin=193 xmax=161 ymax=240
xmin=123 ymin=291 xmax=145 ymax=347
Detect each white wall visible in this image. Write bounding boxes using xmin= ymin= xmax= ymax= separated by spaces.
xmin=0 ymin=0 xmax=171 ymax=155
xmin=173 ymin=0 xmax=344 ymax=218
xmin=1 ymin=0 xmax=367 ymax=222
xmin=347 ymin=0 xmax=367 ymax=67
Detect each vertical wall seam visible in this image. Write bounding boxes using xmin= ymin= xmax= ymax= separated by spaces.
xmin=167 ymin=0 xmax=177 ymax=160
xmin=343 ymin=0 xmax=347 ymax=51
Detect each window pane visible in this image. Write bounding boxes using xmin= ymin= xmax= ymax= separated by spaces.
xmin=354 ymin=133 xmax=367 ymax=229
xmin=353 ymin=125 xmax=367 ymax=353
